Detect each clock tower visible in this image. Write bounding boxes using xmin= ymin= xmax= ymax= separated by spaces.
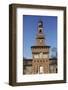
xmin=36 ymin=20 xmax=45 ymax=46
xmin=31 ymin=20 xmax=50 ymax=74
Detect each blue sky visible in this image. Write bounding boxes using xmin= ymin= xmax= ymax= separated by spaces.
xmin=23 ymin=15 xmax=57 ymax=59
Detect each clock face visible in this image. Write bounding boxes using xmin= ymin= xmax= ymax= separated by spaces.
xmin=40 ymin=39 xmax=42 ymax=43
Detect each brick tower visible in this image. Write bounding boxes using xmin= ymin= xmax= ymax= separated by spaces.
xmin=31 ymin=20 xmax=50 ymax=74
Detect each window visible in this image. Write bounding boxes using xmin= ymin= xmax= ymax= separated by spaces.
xmin=39 ymin=52 xmax=43 ymax=58
xmin=34 ymin=54 xmax=39 ymax=58
xmin=43 ymin=54 xmax=48 ymax=58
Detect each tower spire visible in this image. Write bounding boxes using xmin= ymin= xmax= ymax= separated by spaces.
xmin=36 ymin=20 xmax=45 ymax=46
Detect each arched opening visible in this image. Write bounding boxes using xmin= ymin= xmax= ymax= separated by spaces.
xmin=39 ymin=66 xmax=44 ymax=74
